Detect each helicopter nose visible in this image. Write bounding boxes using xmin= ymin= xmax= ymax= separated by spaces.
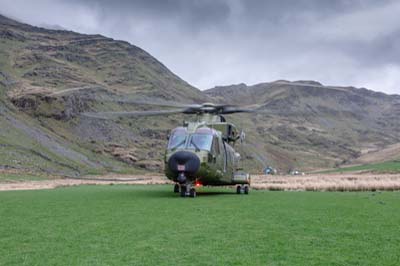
xmin=168 ymin=151 xmax=200 ymax=175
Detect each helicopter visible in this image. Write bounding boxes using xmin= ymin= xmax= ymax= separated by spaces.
xmin=84 ymin=101 xmax=257 ymax=198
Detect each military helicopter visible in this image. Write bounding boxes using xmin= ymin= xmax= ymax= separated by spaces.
xmin=84 ymin=101 xmax=256 ymax=198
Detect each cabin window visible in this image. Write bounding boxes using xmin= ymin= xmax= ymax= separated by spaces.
xmin=187 ymin=134 xmax=213 ymax=151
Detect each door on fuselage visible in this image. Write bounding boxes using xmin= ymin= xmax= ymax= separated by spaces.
xmin=221 ymin=140 xmax=227 ymax=173
xmin=224 ymin=143 xmax=235 ymax=178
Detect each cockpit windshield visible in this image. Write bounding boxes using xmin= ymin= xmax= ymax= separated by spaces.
xmin=168 ymin=127 xmax=187 ymax=150
xmin=168 ymin=134 xmax=187 ymax=150
xmin=167 ymin=127 xmax=215 ymax=151
xmin=187 ymin=134 xmax=213 ymax=151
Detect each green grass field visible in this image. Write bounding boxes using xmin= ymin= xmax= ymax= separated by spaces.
xmin=1 ymin=185 xmax=399 ymax=265
xmin=333 ymin=161 xmax=400 ymax=174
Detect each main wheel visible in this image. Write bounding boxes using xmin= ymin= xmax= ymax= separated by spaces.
xmin=174 ymin=184 xmax=179 ymax=193
xmin=236 ymin=185 xmax=241 ymax=194
xmin=189 ymin=188 xmax=196 ymax=198
xmin=244 ymin=185 xmax=249 ymax=194
xmin=180 ymin=186 xmax=186 ymax=197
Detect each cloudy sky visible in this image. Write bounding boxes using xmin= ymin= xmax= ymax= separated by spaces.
xmin=1 ymin=0 xmax=399 ymax=94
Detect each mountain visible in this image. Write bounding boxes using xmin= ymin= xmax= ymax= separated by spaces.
xmin=0 ymin=14 xmax=206 ymax=100
xmin=1 ymin=14 xmax=399 ymax=176
xmin=0 ymin=14 xmax=207 ymax=176
xmin=205 ymin=81 xmax=400 ymax=172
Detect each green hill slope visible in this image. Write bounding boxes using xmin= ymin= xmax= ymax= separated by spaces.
xmin=205 ymin=81 xmax=400 ymax=172
xmin=0 ymin=14 xmax=206 ymax=176
xmin=1 ymin=14 xmax=399 ymax=176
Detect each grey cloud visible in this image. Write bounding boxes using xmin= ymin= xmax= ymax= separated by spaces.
xmin=71 ymin=0 xmax=232 ymax=33
xmin=0 ymin=0 xmax=399 ymax=94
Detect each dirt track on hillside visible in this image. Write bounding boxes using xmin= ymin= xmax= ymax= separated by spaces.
xmin=353 ymin=143 xmax=400 ymax=164
xmin=1 ymin=173 xmax=400 ymax=191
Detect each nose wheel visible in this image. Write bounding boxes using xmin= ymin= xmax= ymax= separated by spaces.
xmin=189 ymin=188 xmax=196 ymax=198
xmin=177 ymin=184 xmax=196 ymax=198
xmin=236 ymin=185 xmax=250 ymax=194
xmin=180 ymin=185 xmax=186 ymax=197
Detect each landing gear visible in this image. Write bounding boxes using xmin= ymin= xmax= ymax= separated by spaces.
xmin=176 ymin=173 xmax=198 ymax=198
xmin=236 ymin=185 xmax=241 ymax=194
xmin=236 ymin=185 xmax=250 ymax=195
xmin=180 ymin=185 xmax=186 ymax=197
xmin=178 ymin=184 xmax=197 ymax=198
xmin=189 ymin=188 xmax=196 ymax=198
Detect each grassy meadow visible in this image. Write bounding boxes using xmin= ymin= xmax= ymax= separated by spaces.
xmin=0 ymin=185 xmax=399 ymax=265
xmin=333 ymin=161 xmax=400 ymax=174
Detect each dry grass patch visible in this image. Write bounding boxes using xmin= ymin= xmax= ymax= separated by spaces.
xmin=0 ymin=174 xmax=170 ymax=191
xmin=2 ymin=172 xmax=400 ymax=192
xmin=251 ymin=173 xmax=400 ymax=191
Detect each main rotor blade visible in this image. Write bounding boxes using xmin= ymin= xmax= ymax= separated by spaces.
xmin=85 ymin=97 xmax=203 ymax=109
xmin=81 ymin=109 xmax=186 ymax=119
xmin=218 ymin=103 xmax=271 ymax=114
xmin=220 ymin=107 xmax=256 ymax=114
xmin=43 ymin=87 xmax=203 ymax=109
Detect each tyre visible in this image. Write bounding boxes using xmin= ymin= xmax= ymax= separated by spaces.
xmin=189 ymin=188 xmax=196 ymax=198
xmin=236 ymin=185 xmax=241 ymax=194
xmin=244 ymin=186 xmax=249 ymax=194
xmin=174 ymin=184 xmax=179 ymax=193
xmin=180 ymin=186 xmax=186 ymax=197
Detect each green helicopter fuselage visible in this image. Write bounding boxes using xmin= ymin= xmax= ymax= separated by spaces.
xmin=164 ymin=114 xmax=250 ymax=186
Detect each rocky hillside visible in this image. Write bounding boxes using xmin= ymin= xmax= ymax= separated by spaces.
xmin=0 ymin=14 xmax=205 ymax=100
xmin=0 ymin=14 xmax=206 ymax=177
xmin=1 ymin=14 xmax=399 ymax=176
xmin=206 ymin=81 xmax=400 ymax=172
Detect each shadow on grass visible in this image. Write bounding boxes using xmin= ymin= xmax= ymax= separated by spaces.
xmin=143 ymin=189 xmax=238 ymax=198
xmin=196 ymin=191 xmax=237 ymax=197
xmin=65 ymin=184 xmax=240 ymax=199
